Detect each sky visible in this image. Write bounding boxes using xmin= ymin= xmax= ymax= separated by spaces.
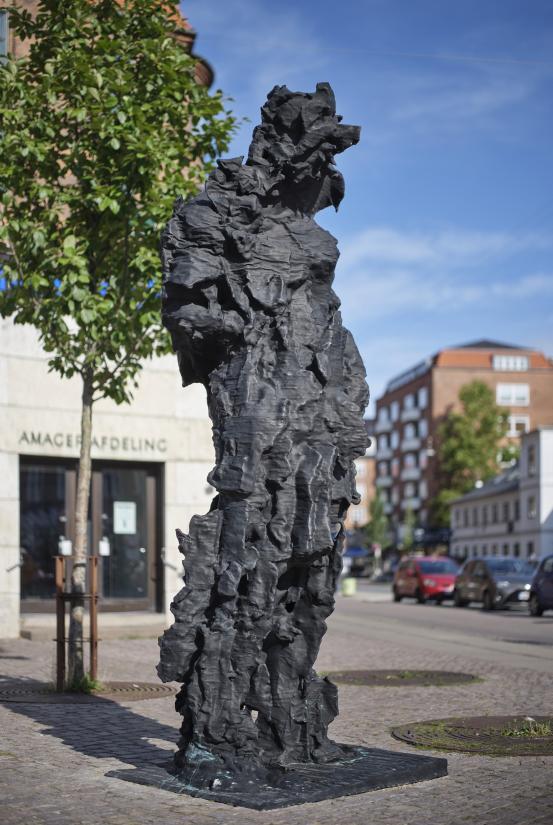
xmin=181 ymin=0 xmax=553 ymax=413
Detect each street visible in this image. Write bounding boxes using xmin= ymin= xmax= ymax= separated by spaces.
xmin=344 ymin=583 xmax=553 ymax=673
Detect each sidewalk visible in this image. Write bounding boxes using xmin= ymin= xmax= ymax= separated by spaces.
xmin=1 ymin=598 xmax=552 ymax=825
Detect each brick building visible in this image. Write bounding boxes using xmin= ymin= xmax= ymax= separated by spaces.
xmin=344 ymin=419 xmax=376 ymax=531
xmin=0 ymin=1 xmax=213 ymax=86
xmin=374 ymin=340 xmax=553 ymax=544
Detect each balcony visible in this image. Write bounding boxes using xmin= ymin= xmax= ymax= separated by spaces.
xmin=375 ymin=419 xmax=392 ymax=434
xmin=400 ymin=467 xmax=421 ymax=482
xmin=401 ymin=497 xmax=421 ymax=510
xmin=401 ymin=407 xmax=421 ymax=422
xmin=376 ymin=476 xmax=392 ymax=488
xmin=401 ymin=437 xmax=421 ymax=451
xmin=376 ymin=446 xmax=393 ymax=460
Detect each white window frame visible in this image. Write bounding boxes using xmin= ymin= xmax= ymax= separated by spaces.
xmin=418 ymin=387 xmax=428 ymax=408
xmin=507 ymin=414 xmax=529 ymax=437
xmin=391 ymin=430 xmax=399 ymax=449
xmin=493 ymin=354 xmax=529 ymax=371
xmin=404 ymin=393 xmax=415 ymax=410
xmin=391 ymin=401 xmax=399 ymax=421
xmin=419 ymin=418 xmax=428 ymax=438
xmin=378 ymin=405 xmax=389 ymax=422
xmin=496 ymin=383 xmax=529 ymax=406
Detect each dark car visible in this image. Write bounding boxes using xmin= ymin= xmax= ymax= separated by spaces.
xmin=529 ymin=555 xmax=553 ymax=616
xmin=453 ymin=557 xmax=535 ymax=610
xmin=393 ymin=556 xmax=459 ymax=604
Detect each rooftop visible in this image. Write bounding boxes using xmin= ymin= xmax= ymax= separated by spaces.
xmin=451 ymin=465 xmax=520 ymax=504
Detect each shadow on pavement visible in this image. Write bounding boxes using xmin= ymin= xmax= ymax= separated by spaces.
xmin=2 ymin=677 xmax=178 ymax=770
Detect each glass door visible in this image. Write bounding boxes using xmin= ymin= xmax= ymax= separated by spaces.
xmin=94 ymin=463 xmax=159 ymax=610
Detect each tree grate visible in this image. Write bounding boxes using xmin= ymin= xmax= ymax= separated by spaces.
xmin=0 ymin=680 xmax=176 ymax=704
xmin=392 ymin=715 xmax=553 ymax=756
xmin=325 ymin=669 xmax=480 ymax=687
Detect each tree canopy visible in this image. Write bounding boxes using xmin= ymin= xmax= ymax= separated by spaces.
xmin=431 ymin=380 xmax=509 ymax=526
xmin=0 ymin=0 xmax=236 ymax=402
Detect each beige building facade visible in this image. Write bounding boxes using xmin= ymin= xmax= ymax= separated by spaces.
xmin=0 ymin=318 xmax=216 ymax=638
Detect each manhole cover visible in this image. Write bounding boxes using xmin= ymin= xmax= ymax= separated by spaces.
xmin=325 ymin=670 xmax=479 ymax=687
xmin=392 ymin=716 xmax=553 ymax=756
xmin=0 ymin=681 xmax=177 ymax=704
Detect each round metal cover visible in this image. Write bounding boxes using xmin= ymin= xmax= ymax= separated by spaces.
xmin=392 ymin=716 xmax=553 ymax=756
xmin=325 ymin=670 xmax=479 ymax=687
xmin=0 ymin=680 xmax=177 ymax=703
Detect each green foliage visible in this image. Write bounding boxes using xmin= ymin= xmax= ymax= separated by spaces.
xmin=67 ymin=672 xmax=103 ymax=694
xmin=431 ymin=380 xmax=509 ymax=526
xmin=0 ymin=0 xmax=236 ymax=402
xmin=402 ymin=504 xmax=416 ymax=551
xmin=365 ymin=490 xmax=388 ymax=548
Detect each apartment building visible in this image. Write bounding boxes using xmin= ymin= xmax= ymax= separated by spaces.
xmin=374 ymin=340 xmax=553 ymax=542
xmin=450 ymin=428 xmax=553 ymax=561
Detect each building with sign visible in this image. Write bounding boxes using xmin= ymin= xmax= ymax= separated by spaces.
xmin=0 ymin=318 xmax=216 ymax=637
xmin=374 ymin=340 xmax=553 ymax=545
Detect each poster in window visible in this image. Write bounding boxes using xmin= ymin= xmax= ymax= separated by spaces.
xmin=113 ymin=501 xmax=137 ymax=535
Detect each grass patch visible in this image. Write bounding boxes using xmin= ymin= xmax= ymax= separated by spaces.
xmin=501 ymin=718 xmax=552 ymax=738
xmin=67 ymin=673 xmax=103 ymax=694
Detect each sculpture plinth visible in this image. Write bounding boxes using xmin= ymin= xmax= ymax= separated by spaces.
xmin=153 ymin=83 xmax=447 ymax=806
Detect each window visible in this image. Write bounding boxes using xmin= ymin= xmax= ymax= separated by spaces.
xmin=455 ymin=509 xmax=461 ymax=526
xmin=492 ymin=503 xmax=498 ymax=524
xmin=482 ymin=505 xmax=487 ymax=526
xmin=404 ymin=482 xmax=415 ymax=498
xmin=496 ymin=383 xmax=529 ymax=406
xmin=527 ymin=541 xmax=534 ymax=557
xmin=404 ymin=423 xmax=416 ymax=440
xmin=418 ymin=387 xmax=428 ymax=408
xmin=404 ymin=453 xmax=416 ymax=468
xmin=502 ymin=501 xmax=509 ymax=522
xmin=404 ymin=393 xmax=415 ymax=410
xmin=493 ymin=354 xmax=529 ymax=371
xmin=527 ymin=444 xmax=537 ymax=476
xmin=419 ymin=418 xmax=428 ymax=438
xmin=514 ymin=500 xmax=520 ymax=521
xmin=0 ymin=10 xmax=8 ymax=59
xmin=378 ymin=405 xmax=389 ymax=422
xmin=508 ymin=415 xmax=530 ymax=436
xmin=502 ymin=543 xmax=509 ymax=556
xmin=391 ymin=458 xmax=400 ymax=477
xmin=378 ymin=435 xmax=388 ymax=451
xmin=391 ymin=486 xmax=399 ymax=504
xmin=463 ymin=509 xmax=469 ymax=527
xmin=472 ymin=507 xmax=478 ymax=527
xmin=391 ymin=401 xmax=399 ymax=421
xmin=513 ymin=543 xmax=520 ymax=557
xmin=378 ymin=461 xmax=389 ymax=477
xmin=391 ymin=431 xmax=399 ymax=449
xmin=492 ymin=544 xmax=498 ymax=555
xmin=527 ymin=496 xmax=537 ymax=519
xmin=419 ymin=479 xmax=427 ymax=499
xmin=482 ymin=544 xmax=487 ymax=554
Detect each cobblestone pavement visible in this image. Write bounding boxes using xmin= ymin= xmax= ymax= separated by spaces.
xmin=1 ymin=598 xmax=552 ymax=825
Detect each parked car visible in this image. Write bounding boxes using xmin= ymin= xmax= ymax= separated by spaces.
xmin=393 ymin=556 xmax=459 ymax=604
xmin=529 ymin=555 xmax=553 ymax=616
xmin=453 ymin=557 xmax=535 ymax=610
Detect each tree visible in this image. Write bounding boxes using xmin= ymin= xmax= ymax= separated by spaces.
xmin=430 ymin=380 xmax=509 ymax=527
xmin=365 ymin=490 xmax=388 ymax=549
xmin=402 ymin=504 xmax=416 ymax=552
xmin=0 ymin=0 xmax=236 ymax=686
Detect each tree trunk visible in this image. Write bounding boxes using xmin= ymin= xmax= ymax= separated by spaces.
xmin=67 ymin=368 xmax=94 ymax=687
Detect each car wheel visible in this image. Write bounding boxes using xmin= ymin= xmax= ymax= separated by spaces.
xmin=415 ymin=588 xmax=426 ymax=604
xmin=453 ymin=589 xmax=468 ymax=607
xmin=529 ymin=593 xmax=543 ymax=617
xmin=482 ymin=590 xmax=494 ymax=611
xmin=436 ymin=595 xmax=444 ymax=606
xmin=393 ymin=587 xmax=402 ymax=603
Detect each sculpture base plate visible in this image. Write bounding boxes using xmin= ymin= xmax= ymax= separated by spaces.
xmin=107 ymin=745 xmax=447 ymax=809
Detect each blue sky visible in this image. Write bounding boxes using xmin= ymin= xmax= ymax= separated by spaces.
xmin=181 ymin=0 xmax=553 ymax=412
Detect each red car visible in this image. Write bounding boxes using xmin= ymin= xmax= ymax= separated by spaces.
xmin=393 ymin=556 xmax=460 ymax=604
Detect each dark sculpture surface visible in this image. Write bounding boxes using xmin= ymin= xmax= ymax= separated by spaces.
xmin=156 ymin=83 xmax=447 ymax=803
